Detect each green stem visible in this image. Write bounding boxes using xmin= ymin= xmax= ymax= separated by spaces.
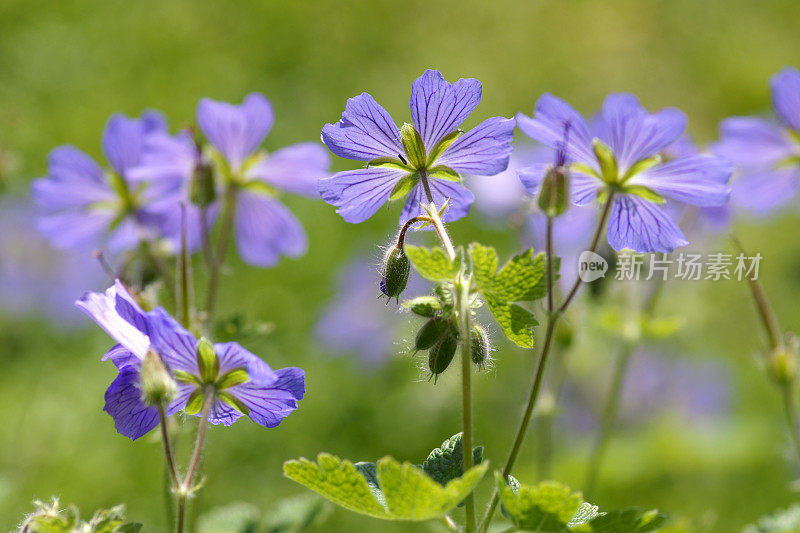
xmin=583 ymin=341 xmax=634 ymax=496
xmin=204 ymin=185 xmax=237 ymax=331
xmin=478 ymin=195 xmax=614 ymax=533
xmin=176 ymin=387 xmax=214 ymax=533
xmin=583 ymin=276 xmax=664 ymax=496
xmin=158 ymin=403 xmax=179 ymax=529
xmin=417 ymin=170 xmax=474 ymax=530
xmin=781 ymin=384 xmax=800 ymax=467
xmin=178 ymin=205 xmax=191 ymax=328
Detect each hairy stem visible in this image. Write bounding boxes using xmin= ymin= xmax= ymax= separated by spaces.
xmin=204 ymin=185 xmax=237 ymax=331
xmin=176 ymin=387 xmax=214 ymax=533
xmin=479 ymin=195 xmax=614 ymax=532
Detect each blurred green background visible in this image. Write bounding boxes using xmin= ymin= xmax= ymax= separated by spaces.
xmin=2 ymin=0 xmax=800 ymax=530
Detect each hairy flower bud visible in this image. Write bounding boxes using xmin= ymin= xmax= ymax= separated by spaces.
xmin=190 ymin=161 xmax=217 ymax=207
xmin=405 ymin=295 xmax=443 ymax=317
xmin=140 ymin=350 xmax=177 ymax=406
xmin=428 ymin=326 xmax=459 ymax=381
xmin=537 ymin=166 xmax=569 ymax=217
xmin=415 ymin=318 xmax=449 ymax=351
xmin=380 ymin=245 xmax=410 ymax=302
xmin=470 ymin=324 xmax=490 ymax=368
xmin=768 ymin=343 xmax=798 ymax=386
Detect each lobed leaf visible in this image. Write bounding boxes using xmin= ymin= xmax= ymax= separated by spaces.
xmin=485 ymin=297 xmax=538 ymax=349
xmin=497 ymin=474 xmax=584 ymax=531
xmin=422 ymin=432 xmax=484 ymax=486
xmin=284 ymin=453 xmax=488 ymax=522
xmin=405 ymin=245 xmax=458 ymax=282
xmin=586 ymin=508 xmax=667 ymax=532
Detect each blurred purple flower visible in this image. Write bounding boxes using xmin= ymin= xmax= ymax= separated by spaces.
xmin=194 ymin=94 xmax=330 ymax=267
xmin=319 ymin=69 xmax=515 ymax=225
xmin=31 ymin=111 xmax=170 ymax=253
xmin=0 ymin=200 xmax=105 ymax=325
xmin=77 ymin=280 xmax=305 ymax=439
xmin=517 ymin=93 xmax=732 ymax=253
xmin=558 ymin=353 xmax=730 ymax=435
xmin=315 ymin=258 xmax=428 ymax=368
xmin=712 ymin=67 xmax=800 ymax=216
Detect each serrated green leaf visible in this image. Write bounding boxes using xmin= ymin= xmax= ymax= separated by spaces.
xmin=493 ymin=249 xmax=548 ymax=302
xmin=377 ymin=457 xmax=488 ymax=521
xmin=744 ymin=504 xmax=800 ymax=533
xmin=496 ymin=474 xmax=584 ymax=532
xmin=284 ymin=453 xmax=488 ymax=522
xmin=421 ymin=432 xmax=484 ymax=486
xmin=405 ymin=245 xmax=457 ymax=282
xmin=568 ymin=502 xmax=601 ymax=528
xmin=486 ymin=297 xmax=538 ymax=348
xmin=587 ymin=508 xmax=667 ymax=533
xmin=469 ymin=243 xmax=499 ymax=289
xmin=284 ymin=454 xmax=389 ymax=518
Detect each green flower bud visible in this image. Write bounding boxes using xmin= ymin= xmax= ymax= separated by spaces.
xmin=428 ymin=324 xmax=459 ymax=381
xmin=415 ymin=317 xmax=449 ymax=351
xmin=537 ymin=166 xmax=569 ymax=217
xmin=768 ymin=343 xmax=797 ymax=386
xmin=140 ymin=350 xmax=177 ymax=406
xmin=380 ymin=245 xmax=410 ymax=302
xmin=190 ymin=160 xmax=217 ymax=207
xmin=470 ymin=324 xmax=490 ymax=368
xmin=405 ymin=295 xmax=442 ymax=317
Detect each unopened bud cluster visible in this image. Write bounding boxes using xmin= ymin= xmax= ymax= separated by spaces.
xmin=406 ymin=282 xmax=491 ymax=381
xmin=140 ymin=350 xmax=178 ymax=406
xmin=380 ymin=244 xmax=410 ymax=303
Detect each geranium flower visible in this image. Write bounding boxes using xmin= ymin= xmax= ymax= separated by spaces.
xmin=319 ymin=69 xmax=515 ymax=224
xmin=32 ymin=112 xmax=169 ymax=253
xmin=76 ymin=280 xmax=305 ymax=439
xmin=517 ymin=94 xmax=732 ymax=253
xmin=712 ymin=67 xmax=800 ymax=215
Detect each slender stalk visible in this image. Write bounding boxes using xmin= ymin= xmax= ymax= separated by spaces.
xmin=200 ymin=205 xmax=215 ymax=269
xmin=782 ymin=385 xmax=800 ymax=466
xmin=140 ymin=239 xmax=176 ymax=303
xmin=457 ymin=273 xmax=476 ymax=532
xmin=732 ymin=235 xmax=781 ymax=349
xmin=478 ymin=195 xmax=615 ymax=532
xmin=546 ymin=217 xmax=555 ymax=314
xmin=417 ymin=169 xmax=473 ymax=528
xmin=583 ymin=341 xmax=634 ymax=496
xmin=583 ymin=277 xmax=665 ymax=496
xmin=177 ymin=205 xmax=191 ymax=328
xmin=204 ymin=185 xmax=237 ymax=330
xmin=158 ymin=404 xmax=180 ymax=486
xmin=176 ymin=387 xmax=214 ymax=533
xmin=441 ymin=514 xmax=460 ymax=532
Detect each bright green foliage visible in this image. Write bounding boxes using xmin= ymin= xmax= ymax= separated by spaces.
xmin=469 ymin=243 xmax=549 ymax=348
xmin=496 ymin=474 xmax=584 ymax=531
xmin=497 ymin=476 xmax=668 ymax=532
xmin=405 ymin=245 xmax=459 ymax=282
xmin=283 ymin=453 xmax=488 ymax=521
xmin=20 ymin=500 xmax=142 ymax=533
xmin=584 ymin=508 xmax=667 ymax=532
xmin=421 ymin=432 xmax=484 ymax=486
xmin=744 ymin=504 xmax=800 ymax=533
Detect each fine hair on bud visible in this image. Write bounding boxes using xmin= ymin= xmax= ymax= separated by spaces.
xmin=140 ymin=350 xmax=178 ymax=406
xmin=428 ymin=322 xmax=459 ymax=382
xmin=380 ymin=244 xmax=410 ymax=303
xmin=470 ymin=324 xmax=491 ymax=369
xmin=415 ymin=317 xmax=450 ymax=351
xmin=434 ymin=282 xmax=455 ymax=317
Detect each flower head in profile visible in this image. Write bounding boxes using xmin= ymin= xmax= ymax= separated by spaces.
xmin=517 ymin=94 xmax=732 ymax=253
xmin=319 ymin=69 xmax=515 ymax=225
xmin=130 ymin=93 xmax=331 ymax=267
xmin=76 ymin=280 xmax=305 ymax=439
xmin=712 ymin=67 xmax=800 ymax=215
xmin=31 ymin=111 xmax=169 ymax=253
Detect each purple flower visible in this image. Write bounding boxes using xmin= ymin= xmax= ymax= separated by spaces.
xmin=0 ymin=199 xmax=105 ymax=325
xmin=76 ymin=280 xmax=305 ymax=439
xmin=517 ymin=94 xmax=732 ymax=253
xmin=319 ymin=69 xmax=515 ymax=225
xmin=315 ymin=258 xmax=428 ymax=368
xmin=193 ymin=94 xmax=331 ymax=267
xmin=712 ymin=67 xmax=800 ymax=216
xmin=31 ymin=111 xmax=169 ymax=253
